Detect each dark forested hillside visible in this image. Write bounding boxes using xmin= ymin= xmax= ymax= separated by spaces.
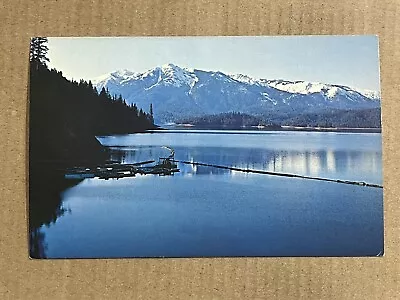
xmin=178 ymin=112 xmax=277 ymax=128
xmin=281 ymin=108 xmax=382 ymax=128
xmin=29 ymin=61 xmax=155 ymax=165
xmin=178 ymin=108 xmax=381 ymax=129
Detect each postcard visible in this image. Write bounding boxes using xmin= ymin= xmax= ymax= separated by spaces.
xmin=29 ymin=36 xmax=383 ymax=258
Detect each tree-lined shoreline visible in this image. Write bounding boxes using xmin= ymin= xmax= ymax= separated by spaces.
xmin=175 ymin=108 xmax=381 ymax=131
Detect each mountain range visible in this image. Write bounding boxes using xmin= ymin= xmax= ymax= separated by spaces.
xmin=91 ymin=63 xmax=381 ymax=126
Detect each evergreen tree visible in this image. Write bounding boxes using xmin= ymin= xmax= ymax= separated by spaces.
xmin=149 ymin=103 xmax=154 ymax=123
xmin=30 ymin=37 xmax=50 ymax=70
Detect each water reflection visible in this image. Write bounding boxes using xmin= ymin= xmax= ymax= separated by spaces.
xmin=108 ymin=146 xmax=382 ymax=184
xmin=29 ymin=166 xmax=77 ymax=258
xmin=98 ymin=131 xmax=382 ymax=184
xmin=108 ymin=146 xmax=171 ymax=164
xmin=29 ymin=228 xmax=47 ymax=259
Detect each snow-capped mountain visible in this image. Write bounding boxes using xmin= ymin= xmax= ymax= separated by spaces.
xmin=356 ymin=89 xmax=381 ymax=100
xmin=91 ymin=64 xmax=380 ymax=123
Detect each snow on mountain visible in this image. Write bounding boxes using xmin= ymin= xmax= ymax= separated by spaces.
xmin=158 ymin=63 xmax=198 ymax=88
xmin=90 ymin=64 xmax=381 ymax=123
xmin=228 ymin=76 xmax=381 ymax=102
xmin=230 ymin=73 xmax=260 ymax=85
xmin=356 ymin=89 xmax=381 ymax=100
xmin=264 ymin=79 xmax=382 ymax=101
xmin=266 ymin=80 xmax=332 ymax=95
xmin=93 ymin=64 xmax=197 ymax=89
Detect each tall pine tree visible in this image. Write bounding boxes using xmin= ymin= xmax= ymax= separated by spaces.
xmin=149 ymin=103 xmax=154 ymax=123
xmin=30 ymin=37 xmax=50 ymax=70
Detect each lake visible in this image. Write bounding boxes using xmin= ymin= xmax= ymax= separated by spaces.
xmin=33 ymin=130 xmax=383 ymax=258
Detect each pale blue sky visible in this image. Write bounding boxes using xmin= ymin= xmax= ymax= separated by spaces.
xmin=47 ymin=35 xmax=380 ymax=91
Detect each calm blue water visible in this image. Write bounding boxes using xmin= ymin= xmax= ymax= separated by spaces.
xmin=38 ymin=130 xmax=383 ymax=258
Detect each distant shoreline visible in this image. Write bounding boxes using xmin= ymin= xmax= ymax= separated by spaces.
xmin=279 ymin=126 xmax=381 ymax=133
xmin=158 ymin=124 xmax=381 ymax=133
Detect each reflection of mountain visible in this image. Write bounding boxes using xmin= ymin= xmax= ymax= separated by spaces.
xmin=109 ymin=146 xmax=382 ymax=184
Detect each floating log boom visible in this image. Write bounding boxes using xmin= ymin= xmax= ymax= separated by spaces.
xmin=171 ymin=160 xmax=383 ymax=189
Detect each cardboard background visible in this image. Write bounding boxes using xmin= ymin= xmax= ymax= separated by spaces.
xmin=0 ymin=0 xmax=399 ymax=299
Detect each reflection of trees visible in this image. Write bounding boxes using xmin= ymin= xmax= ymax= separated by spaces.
xmin=110 ymin=146 xmax=381 ymax=180
xmin=108 ymin=146 xmax=171 ymax=164
xmin=29 ymin=165 xmax=79 ymax=258
xmin=29 ymin=228 xmax=47 ymax=259
xmin=173 ymin=147 xmax=381 ymax=179
xmin=107 ymin=145 xmax=381 ymax=180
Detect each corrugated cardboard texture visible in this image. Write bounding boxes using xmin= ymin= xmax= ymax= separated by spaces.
xmin=0 ymin=0 xmax=399 ymax=299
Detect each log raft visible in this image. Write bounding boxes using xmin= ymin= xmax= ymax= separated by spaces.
xmin=65 ymin=159 xmax=180 ymax=180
